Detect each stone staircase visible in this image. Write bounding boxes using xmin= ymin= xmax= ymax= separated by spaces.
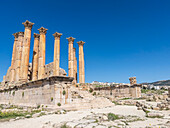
xmin=48 ymin=86 xmax=114 ymax=111
xmin=67 ymin=86 xmax=114 ymax=110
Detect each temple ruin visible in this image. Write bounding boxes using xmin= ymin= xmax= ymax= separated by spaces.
xmin=0 ymin=20 xmax=141 ymax=110
xmin=1 ymin=20 xmax=85 ymax=86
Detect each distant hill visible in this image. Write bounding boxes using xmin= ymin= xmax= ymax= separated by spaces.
xmin=141 ymin=80 xmax=170 ymax=86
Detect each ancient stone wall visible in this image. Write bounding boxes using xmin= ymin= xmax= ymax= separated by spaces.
xmin=94 ymin=85 xmax=141 ymax=98
xmin=0 ymin=76 xmax=73 ymax=107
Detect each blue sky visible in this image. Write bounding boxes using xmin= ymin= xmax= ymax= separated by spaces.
xmin=0 ymin=0 xmax=170 ymax=83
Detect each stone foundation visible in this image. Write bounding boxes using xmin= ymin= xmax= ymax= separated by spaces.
xmin=0 ymin=76 xmax=73 ymax=107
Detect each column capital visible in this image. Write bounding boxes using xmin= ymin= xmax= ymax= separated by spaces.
xmin=22 ymin=20 xmax=34 ymax=29
xmin=12 ymin=32 xmax=19 ymax=38
xmin=18 ymin=32 xmax=24 ymax=37
xmin=67 ymin=37 xmax=75 ymax=43
xmin=77 ymin=41 xmax=85 ymax=46
xmin=34 ymin=33 xmax=40 ymax=39
xmin=53 ymin=32 xmax=62 ymax=38
xmin=38 ymin=27 xmax=48 ymax=34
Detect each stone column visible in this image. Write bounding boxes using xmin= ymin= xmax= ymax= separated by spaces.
xmin=20 ymin=20 xmax=34 ymax=82
xmin=67 ymin=37 xmax=75 ymax=78
xmin=32 ymin=33 xmax=40 ymax=81
xmin=15 ymin=32 xmax=24 ymax=82
xmin=73 ymin=48 xmax=77 ymax=84
xmin=38 ymin=27 xmax=48 ymax=79
xmin=77 ymin=41 xmax=85 ymax=83
xmin=53 ymin=32 xmax=62 ymax=76
xmin=10 ymin=32 xmax=19 ymax=82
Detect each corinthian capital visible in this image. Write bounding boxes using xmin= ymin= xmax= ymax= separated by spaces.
xmin=67 ymin=37 xmax=75 ymax=43
xmin=18 ymin=32 xmax=24 ymax=37
xmin=38 ymin=27 xmax=48 ymax=34
xmin=53 ymin=32 xmax=62 ymax=38
xmin=77 ymin=41 xmax=85 ymax=46
xmin=22 ymin=20 xmax=34 ymax=29
xmin=33 ymin=33 xmax=40 ymax=39
xmin=12 ymin=32 xmax=19 ymax=38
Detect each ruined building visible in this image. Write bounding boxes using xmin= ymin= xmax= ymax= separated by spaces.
xmin=94 ymin=77 xmax=141 ymax=99
xmin=0 ymin=21 xmax=115 ymax=109
xmin=1 ymin=20 xmax=85 ymax=86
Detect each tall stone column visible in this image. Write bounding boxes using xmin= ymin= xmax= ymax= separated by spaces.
xmin=67 ymin=37 xmax=75 ymax=78
xmin=53 ymin=32 xmax=62 ymax=76
xmin=15 ymin=32 xmax=24 ymax=82
xmin=32 ymin=33 xmax=40 ymax=81
xmin=10 ymin=32 xmax=19 ymax=82
xmin=73 ymin=48 xmax=77 ymax=84
xmin=20 ymin=20 xmax=34 ymax=82
xmin=77 ymin=41 xmax=85 ymax=83
xmin=38 ymin=27 xmax=48 ymax=79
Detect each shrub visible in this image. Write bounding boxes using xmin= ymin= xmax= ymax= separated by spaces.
xmin=22 ymin=92 xmax=24 ymax=97
xmin=12 ymin=91 xmax=15 ymax=96
xmin=37 ymin=105 xmax=40 ymax=109
xmin=63 ymin=90 xmax=66 ymax=95
xmin=51 ymin=97 xmax=53 ymax=102
xmin=93 ymin=92 xmax=96 ymax=96
xmin=60 ymin=124 xmax=70 ymax=128
xmin=108 ymin=113 xmax=120 ymax=121
xmin=89 ymin=88 xmax=93 ymax=93
xmin=57 ymin=103 xmax=61 ymax=106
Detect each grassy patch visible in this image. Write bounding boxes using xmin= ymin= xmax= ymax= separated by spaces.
xmin=146 ymin=115 xmax=163 ymax=118
xmin=60 ymin=124 xmax=71 ymax=128
xmin=120 ymin=97 xmax=131 ymax=100
xmin=0 ymin=109 xmax=41 ymax=120
xmin=108 ymin=113 xmax=122 ymax=121
xmin=112 ymin=101 xmax=121 ymax=105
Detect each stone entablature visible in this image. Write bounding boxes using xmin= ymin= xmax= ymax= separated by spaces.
xmin=0 ymin=76 xmax=73 ymax=107
xmin=94 ymin=84 xmax=142 ymax=98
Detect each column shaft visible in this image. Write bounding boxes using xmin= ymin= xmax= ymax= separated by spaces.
xmin=67 ymin=37 xmax=75 ymax=78
xmin=77 ymin=41 xmax=85 ymax=83
xmin=32 ymin=33 xmax=40 ymax=81
xmin=20 ymin=20 xmax=34 ymax=82
xmin=53 ymin=32 xmax=62 ymax=76
xmin=73 ymin=48 xmax=77 ymax=84
xmin=10 ymin=33 xmax=18 ymax=82
xmin=38 ymin=27 xmax=47 ymax=79
xmin=15 ymin=32 xmax=24 ymax=81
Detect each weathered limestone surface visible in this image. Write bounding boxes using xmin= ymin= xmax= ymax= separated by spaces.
xmin=73 ymin=48 xmax=77 ymax=84
xmin=94 ymin=84 xmax=142 ymax=99
xmin=15 ymin=32 xmax=24 ymax=82
xmin=38 ymin=27 xmax=48 ymax=79
xmin=44 ymin=62 xmax=67 ymax=78
xmin=32 ymin=33 xmax=40 ymax=81
xmin=20 ymin=20 xmax=34 ymax=82
xmin=77 ymin=41 xmax=85 ymax=83
xmin=0 ymin=76 xmax=73 ymax=107
xmin=67 ymin=37 xmax=75 ymax=78
xmin=10 ymin=33 xmax=19 ymax=82
xmin=53 ymin=32 xmax=62 ymax=76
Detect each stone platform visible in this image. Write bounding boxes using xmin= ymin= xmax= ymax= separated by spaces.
xmin=0 ymin=76 xmax=114 ymax=110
